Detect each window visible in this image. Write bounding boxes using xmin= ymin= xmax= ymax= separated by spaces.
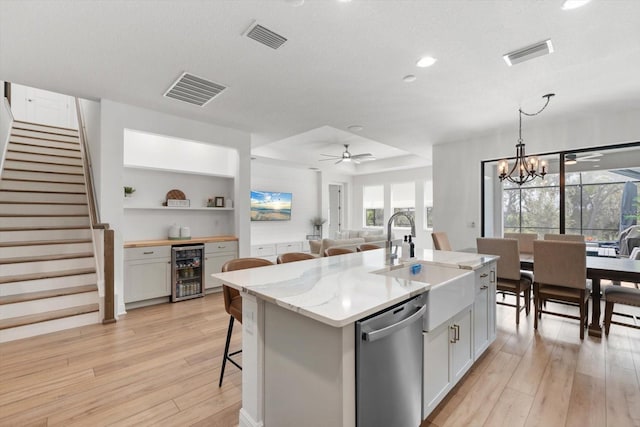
xmin=502 ymin=172 xmax=560 ymax=236
xmin=363 ymin=185 xmax=384 ymax=227
xmin=391 ymin=182 xmax=415 ymax=227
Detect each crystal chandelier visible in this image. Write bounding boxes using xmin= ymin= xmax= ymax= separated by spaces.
xmin=498 ymin=93 xmax=555 ymax=185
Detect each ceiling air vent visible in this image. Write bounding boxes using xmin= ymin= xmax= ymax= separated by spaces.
xmin=503 ymin=39 xmax=554 ymax=66
xmin=244 ymin=22 xmax=287 ymax=49
xmin=163 ymin=72 xmax=226 ymax=107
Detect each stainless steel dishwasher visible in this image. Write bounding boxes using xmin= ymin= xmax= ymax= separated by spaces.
xmin=356 ymin=293 xmax=427 ymax=427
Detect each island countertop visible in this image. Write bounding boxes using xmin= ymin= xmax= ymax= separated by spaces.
xmin=212 ymin=248 xmax=497 ymax=328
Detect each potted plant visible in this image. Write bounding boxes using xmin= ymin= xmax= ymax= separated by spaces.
xmin=124 ymin=186 xmax=136 ymax=198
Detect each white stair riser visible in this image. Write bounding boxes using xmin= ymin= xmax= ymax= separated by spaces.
xmin=0 ymin=228 xmax=92 ymax=243
xmin=0 ymin=169 xmax=85 ymax=184
xmin=0 ymin=180 xmax=85 ymax=193
xmin=12 ymin=122 xmax=78 ymax=136
xmin=6 ymin=152 xmax=83 ymax=167
xmin=0 ymin=216 xmax=90 ymax=228
xmin=8 ymin=143 xmax=81 ymax=159
xmin=0 ymin=312 xmax=100 ymax=343
xmin=0 ymin=192 xmax=87 ymax=204
xmin=2 ymin=256 xmax=95 ymax=276
xmin=11 ymin=129 xmax=79 ymax=143
xmin=9 ymin=135 xmax=80 ymax=150
xmin=0 ymin=242 xmax=92 ymax=259
xmin=0 ymin=292 xmax=98 ymax=320
xmin=3 ymin=160 xmax=83 ymax=175
xmin=0 ymin=204 xmax=89 ymax=216
xmin=0 ymin=273 xmax=97 ymax=297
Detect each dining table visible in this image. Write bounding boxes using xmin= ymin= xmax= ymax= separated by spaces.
xmin=519 ymin=253 xmax=640 ymax=337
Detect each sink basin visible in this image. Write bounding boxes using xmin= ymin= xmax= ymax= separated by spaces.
xmin=373 ymin=263 xmax=475 ymax=331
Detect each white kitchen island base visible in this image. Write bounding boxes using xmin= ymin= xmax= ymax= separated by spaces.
xmin=214 ymin=249 xmax=497 ymax=427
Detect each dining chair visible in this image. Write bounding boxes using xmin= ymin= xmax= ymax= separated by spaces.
xmin=533 ymin=240 xmax=589 ymax=339
xmin=219 ymin=257 xmax=273 ymax=386
xmin=431 ymin=232 xmax=452 ymax=251
xmin=504 ymin=232 xmax=537 ymax=254
xmin=357 ymin=243 xmax=382 ymax=252
xmin=543 ymin=233 xmax=585 ymax=242
xmin=477 ymin=238 xmax=532 ymax=325
xmin=325 ymin=247 xmax=355 ymax=257
xmin=277 ymin=252 xmax=315 ymax=264
xmin=603 ymin=286 xmax=640 ymax=335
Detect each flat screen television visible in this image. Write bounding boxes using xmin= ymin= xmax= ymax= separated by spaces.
xmin=251 ymin=190 xmax=292 ymax=221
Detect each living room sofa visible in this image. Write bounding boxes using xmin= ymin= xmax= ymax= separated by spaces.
xmin=308 ymin=229 xmax=387 ymax=257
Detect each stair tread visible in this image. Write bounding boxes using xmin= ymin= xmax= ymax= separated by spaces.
xmin=7 ymin=148 xmax=82 ymax=160
xmin=0 ymin=238 xmax=92 ymax=248
xmin=0 ymin=303 xmax=99 ymax=330
xmin=0 ymin=200 xmax=87 ymax=205
xmin=0 ymin=189 xmax=87 ymax=195
xmin=13 ymin=120 xmax=79 ymax=133
xmin=0 ymin=284 xmax=98 ymax=305
xmin=0 ymin=225 xmax=90 ymax=231
xmin=0 ymin=252 xmax=95 ymax=265
xmin=2 ymin=167 xmax=84 ymax=176
xmin=0 ymin=267 xmax=96 ymax=285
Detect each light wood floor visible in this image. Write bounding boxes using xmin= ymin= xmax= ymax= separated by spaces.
xmin=1 ymin=291 xmax=639 ymax=427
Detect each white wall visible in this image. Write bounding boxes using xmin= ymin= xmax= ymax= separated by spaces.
xmin=251 ymin=161 xmax=321 ymax=244
xmin=433 ymin=109 xmax=640 ymax=251
xmin=352 ymin=166 xmax=432 ymax=249
xmin=98 ymin=100 xmax=251 ymax=315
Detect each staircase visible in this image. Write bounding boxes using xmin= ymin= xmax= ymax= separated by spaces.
xmin=0 ymin=120 xmax=100 ymax=343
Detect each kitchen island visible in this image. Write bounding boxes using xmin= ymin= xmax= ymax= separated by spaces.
xmin=212 ymin=248 xmax=497 ymax=427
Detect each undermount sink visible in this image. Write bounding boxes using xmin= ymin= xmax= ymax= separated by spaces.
xmin=372 ymin=262 xmax=475 ymax=331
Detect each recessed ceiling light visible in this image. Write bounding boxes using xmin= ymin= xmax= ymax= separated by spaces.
xmin=562 ymin=0 xmax=591 ymax=10
xmin=403 ymin=74 xmax=417 ymax=82
xmin=416 ymin=56 xmax=437 ymax=68
xmin=348 ymin=125 xmax=364 ymax=132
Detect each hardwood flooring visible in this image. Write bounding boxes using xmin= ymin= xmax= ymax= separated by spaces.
xmin=1 ymin=290 xmax=639 ymax=426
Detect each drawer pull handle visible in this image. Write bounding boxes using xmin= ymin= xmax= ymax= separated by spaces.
xmin=143 ymin=251 xmax=154 ymax=255
xmin=480 ymin=273 xmax=488 ymax=278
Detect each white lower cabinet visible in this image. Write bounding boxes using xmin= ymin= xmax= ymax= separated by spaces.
xmin=423 ymin=305 xmax=473 ymax=418
xmin=124 ymin=246 xmax=171 ymax=304
xmin=204 ymin=241 xmax=238 ymax=290
xmin=473 ymin=263 xmax=497 ymax=358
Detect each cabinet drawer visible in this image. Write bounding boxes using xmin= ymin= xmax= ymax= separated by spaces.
xmin=276 ymin=242 xmax=302 ymax=254
xmin=205 ymin=241 xmax=238 ymax=255
xmin=125 ymin=246 xmax=171 ymax=261
xmin=251 ymin=244 xmax=276 ymax=257
xmin=475 ymin=264 xmax=494 ymax=293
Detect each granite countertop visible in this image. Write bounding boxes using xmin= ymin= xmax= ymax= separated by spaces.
xmin=124 ymin=235 xmax=238 ymax=248
xmin=212 ymin=248 xmax=497 ymax=328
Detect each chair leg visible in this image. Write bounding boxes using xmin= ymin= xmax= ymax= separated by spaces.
xmin=579 ymin=291 xmax=585 ymax=340
xmin=534 ymin=286 xmax=539 ymax=330
xmin=219 ymin=315 xmax=234 ymax=387
xmin=604 ymin=301 xmax=614 ymax=336
xmin=525 ymin=286 xmax=531 ymax=315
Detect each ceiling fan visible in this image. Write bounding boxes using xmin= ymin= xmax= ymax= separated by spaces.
xmin=319 ymin=144 xmax=376 ymax=164
xmin=565 ymin=152 xmax=602 ymax=165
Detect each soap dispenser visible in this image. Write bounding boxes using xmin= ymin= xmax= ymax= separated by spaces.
xmin=408 ymin=235 xmax=415 ymax=258
xmin=401 ymin=235 xmax=410 ymax=261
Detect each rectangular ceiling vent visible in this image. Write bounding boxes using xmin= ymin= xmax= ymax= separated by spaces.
xmin=503 ymin=39 xmax=554 ymax=66
xmin=244 ymin=22 xmax=287 ymax=49
xmin=163 ymin=72 xmax=226 ymax=107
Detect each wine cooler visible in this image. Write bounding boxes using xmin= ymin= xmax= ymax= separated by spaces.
xmin=171 ymin=244 xmax=205 ymax=302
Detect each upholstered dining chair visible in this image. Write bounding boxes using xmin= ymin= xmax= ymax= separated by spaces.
xmin=504 ymin=232 xmax=537 ymax=254
xmin=219 ymin=257 xmax=273 ymax=386
xmin=277 ymin=252 xmax=315 ymax=264
xmin=325 ymin=247 xmax=355 ymax=257
xmin=431 ymin=232 xmax=452 ymax=251
xmin=604 ymin=286 xmax=640 ymax=335
xmin=533 ymin=240 xmax=589 ymax=339
xmin=477 ymin=238 xmax=532 ymax=325
xmin=543 ymin=233 xmax=585 ymax=242
xmin=357 ymin=243 xmax=382 ymax=252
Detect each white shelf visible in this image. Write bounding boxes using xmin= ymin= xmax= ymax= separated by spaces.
xmin=124 ymin=206 xmax=233 ymax=211
xmin=123 ymin=164 xmax=234 ymax=179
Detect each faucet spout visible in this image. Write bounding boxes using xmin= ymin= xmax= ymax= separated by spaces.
xmin=386 ymin=210 xmax=416 ymax=258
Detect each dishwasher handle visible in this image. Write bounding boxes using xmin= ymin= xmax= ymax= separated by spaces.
xmin=363 ymin=304 xmax=426 ymax=343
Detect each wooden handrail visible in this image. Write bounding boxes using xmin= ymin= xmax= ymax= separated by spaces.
xmin=75 ymin=98 xmax=99 ymax=225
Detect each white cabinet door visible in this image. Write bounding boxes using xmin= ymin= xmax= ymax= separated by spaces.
xmin=204 ymin=241 xmax=238 ymax=289
xmin=472 ymin=262 xmax=497 ymax=359
xmin=423 ymin=321 xmax=451 ymax=417
xmin=124 ymin=258 xmax=171 ymax=303
xmin=450 ymin=307 xmax=473 ymax=383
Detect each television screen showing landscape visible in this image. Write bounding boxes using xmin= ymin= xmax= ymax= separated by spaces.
xmin=250 ymin=191 xmax=292 ymax=221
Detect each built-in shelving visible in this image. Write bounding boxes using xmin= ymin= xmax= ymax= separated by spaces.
xmin=124 ymin=206 xmax=233 ymax=211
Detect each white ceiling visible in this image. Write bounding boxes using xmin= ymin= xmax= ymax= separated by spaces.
xmin=1 ymin=1 xmax=639 ymax=174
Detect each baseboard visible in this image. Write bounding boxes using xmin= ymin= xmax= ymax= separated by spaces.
xmin=239 ymin=408 xmax=263 ymax=427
